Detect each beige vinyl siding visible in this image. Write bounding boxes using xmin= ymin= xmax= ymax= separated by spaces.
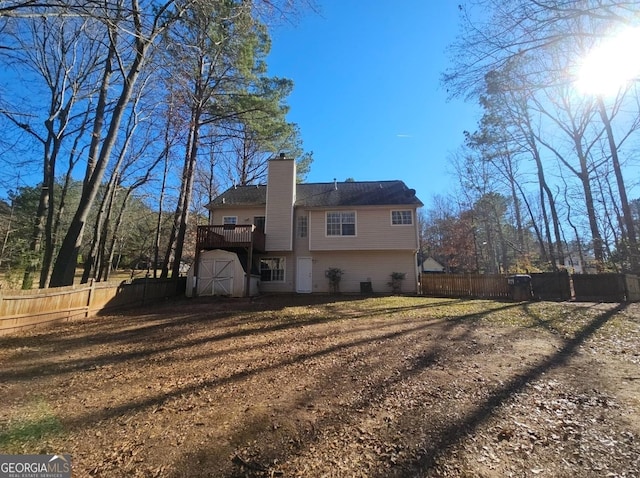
xmin=210 ymin=207 xmax=266 ymax=225
xmin=293 ymin=208 xmax=311 ymax=255
xmin=310 ymin=250 xmax=418 ymax=294
xmin=308 ymin=207 xmax=419 ymax=251
xmin=257 ymin=250 xmax=419 ymax=294
xmin=265 ymin=159 xmax=296 ymax=251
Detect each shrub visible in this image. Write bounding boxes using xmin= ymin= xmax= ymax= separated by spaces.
xmin=325 ymin=267 xmax=344 ymax=293
xmin=388 ymin=272 xmax=406 ymax=294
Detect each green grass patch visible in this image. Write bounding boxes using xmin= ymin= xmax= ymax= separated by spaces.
xmin=0 ymin=398 xmax=64 ymax=452
xmin=277 ymin=296 xmax=630 ymax=340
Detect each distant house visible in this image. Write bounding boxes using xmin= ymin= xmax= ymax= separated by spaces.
xmin=189 ymin=155 xmax=423 ymax=296
xmin=420 ymin=256 xmax=445 ymax=273
xmin=558 ymin=255 xmax=598 ymax=274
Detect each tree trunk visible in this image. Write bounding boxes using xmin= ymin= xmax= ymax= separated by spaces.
xmin=525 ymin=117 xmax=563 ymax=270
xmin=516 ymin=181 xmax=548 ymax=266
xmin=162 ymin=66 xmax=205 ymax=279
xmin=597 ymin=96 xmax=639 ymax=272
xmin=153 ymin=108 xmax=174 ymax=279
xmin=101 ymin=188 xmax=132 ymax=281
xmin=574 ymin=134 xmax=605 ymax=271
xmin=171 ymin=100 xmax=203 ymax=279
xmin=22 ymin=183 xmax=48 ymax=289
xmin=81 ymin=184 xmax=109 ymax=283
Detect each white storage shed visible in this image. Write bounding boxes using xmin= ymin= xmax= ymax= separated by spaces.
xmin=186 ymin=249 xmax=259 ymax=298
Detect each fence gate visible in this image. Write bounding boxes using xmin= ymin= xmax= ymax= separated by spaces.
xmin=530 ymin=272 xmax=572 ymax=301
xmin=573 ymin=273 xmax=626 ymax=302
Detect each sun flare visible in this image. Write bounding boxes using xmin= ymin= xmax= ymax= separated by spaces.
xmin=576 ymin=27 xmax=640 ymax=96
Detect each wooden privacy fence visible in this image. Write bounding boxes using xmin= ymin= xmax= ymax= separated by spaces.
xmin=530 ymin=272 xmax=572 ymax=301
xmin=572 ymin=273 xmax=640 ymax=302
xmin=422 ymin=272 xmax=640 ymax=302
xmin=421 ymin=273 xmax=510 ymax=299
xmin=0 ymin=277 xmax=186 ymax=336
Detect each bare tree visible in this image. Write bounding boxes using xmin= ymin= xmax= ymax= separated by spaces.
xmin=530 ymin=89 xmax=606 ymax=270
xmin=445 ymin=0 xmax=640 ymax=272
xmin=48 ymin=0 xmax=186 ymax=287
xmin=595 ymin=92 xmax=640 ymax=271
xmin=444 ymin=0 xmax=637 ymax=99
xmin=0 ymin=15 xmax=102 ymax=288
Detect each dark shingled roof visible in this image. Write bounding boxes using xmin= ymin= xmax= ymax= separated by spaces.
xmin=208 ymin=184 xmax=267 ymax=207
xmin=207 ymin=180 xmax=423 ymax=209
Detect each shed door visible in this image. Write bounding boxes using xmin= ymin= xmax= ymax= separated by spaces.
xmin=198 ymin=257 xmax=234 ymax=296
xmin=213 ymin=259 xmax=233 ymax=295
xmin=296 ymin=257 xmax=313 ymax=293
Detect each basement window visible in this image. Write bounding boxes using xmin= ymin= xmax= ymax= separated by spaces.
xmin=260 ymin=257 xmax=285 ymax=282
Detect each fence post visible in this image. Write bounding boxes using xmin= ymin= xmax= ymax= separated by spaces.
xmin=85 ymin=279 xmax=95 ymax=317
xmin=142 ymin=274 xmax=148 ymax=306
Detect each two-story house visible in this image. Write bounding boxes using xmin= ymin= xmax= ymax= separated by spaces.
xmin=189 ymin=155 xmax=423 ymax=296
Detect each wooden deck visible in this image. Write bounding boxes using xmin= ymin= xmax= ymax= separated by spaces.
xmin=196 ymin=225 xmax=266 ymax=252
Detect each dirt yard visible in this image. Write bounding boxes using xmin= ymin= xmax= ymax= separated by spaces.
xmin=0 ymin=295 xmax=638 ymax=477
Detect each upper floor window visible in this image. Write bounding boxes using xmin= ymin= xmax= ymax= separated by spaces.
xmin=297 ymin=214 xmax=308 ymax=238
xmin=327 ymin=211 xmax=356 ymax=236
xmin=391 ymin=210 xmax=413 ymax=225
xmin=223 ymin=216 xmax=237 ymax=225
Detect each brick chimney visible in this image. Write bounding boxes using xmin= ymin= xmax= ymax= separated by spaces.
xmin=265 ymin=153 xmax=296 ymax=251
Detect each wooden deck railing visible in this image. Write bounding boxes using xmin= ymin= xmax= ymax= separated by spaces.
xmin=196 ymin=225 xmax=265 ymax=251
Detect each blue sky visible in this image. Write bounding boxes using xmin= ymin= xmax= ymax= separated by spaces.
xmin=267 ymin=1 xmax=480 ymax=209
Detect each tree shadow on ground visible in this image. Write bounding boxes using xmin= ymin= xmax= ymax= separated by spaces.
xmin=164 ymin=302 xmax=625 ymax=477
xmin=3 ymin=296 xmax=618 ymax=477
xmin=158 ymin=301 xmax=528 ymax=477
xmin=369 ymin=303 xmax=627 ymax=476
xmin=59 ymin=300 xmax=516 ymax=433
xmin=0 ymin=295 xmax=468 ymax=383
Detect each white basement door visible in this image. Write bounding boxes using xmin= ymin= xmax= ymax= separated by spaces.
xmin=296 ymin=257 xmax=313 ymax=293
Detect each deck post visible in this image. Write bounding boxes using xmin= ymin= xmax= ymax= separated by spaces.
xmin=246 ymin=230 xmax=254 ymax=298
